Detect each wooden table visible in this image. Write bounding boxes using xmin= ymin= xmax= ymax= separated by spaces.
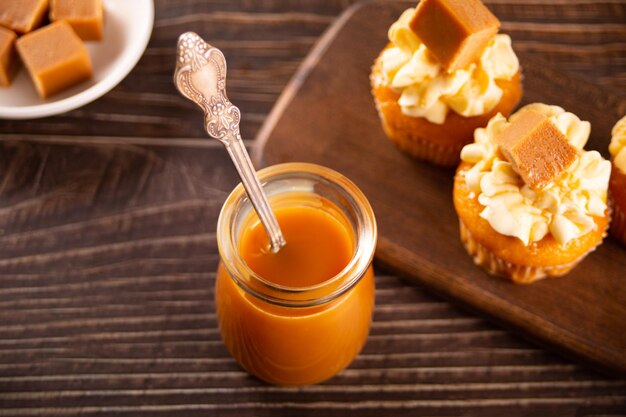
xmin=1 ymin=1 xmax=625 ymax=416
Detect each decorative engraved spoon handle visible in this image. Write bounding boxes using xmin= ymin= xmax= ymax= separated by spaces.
xmin=174 ymin=32 xmax=285 ymax=252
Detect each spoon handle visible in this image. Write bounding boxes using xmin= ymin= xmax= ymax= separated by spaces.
xmin=174 ymin=32 xmax=285 ymax=252
xmin=225 ymin=134 xmax=286 ymax=251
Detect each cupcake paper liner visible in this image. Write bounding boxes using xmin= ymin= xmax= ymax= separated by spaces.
xmin=459 ymin=219 xmax=593 ymax=284
xmin=373 ymin=99 xmax=463 ymax=166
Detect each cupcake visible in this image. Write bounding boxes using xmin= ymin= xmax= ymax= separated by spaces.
xmin=453 ymin=103 xmax=612 ymax=283
xmin=609 ymin=115 xmax=626 ymax=245
xmin=370 ymin=0 xmax=523 ymax=166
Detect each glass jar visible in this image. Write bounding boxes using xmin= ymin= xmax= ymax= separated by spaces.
xmin=215 ymin=162 xmax=377 ymax=386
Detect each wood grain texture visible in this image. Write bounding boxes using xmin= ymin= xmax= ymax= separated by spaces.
xmin=259 ymin=0 xmax=626 ymax=376
xmin=1 ymin=0 xmax=626 ymax=416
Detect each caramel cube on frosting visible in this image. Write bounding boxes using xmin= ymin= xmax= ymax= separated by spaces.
xmin=16 ymin=21 xmax=92 ymax=98
xmin=409 ymin=0 xmax=500 ymax=72
xmin=50 ymin=0 xmax=104 ymax=41
xmin=0 ymin=26 xmax=18 ymax=87
xmin=497 ymin=110 xmax=579 ymax=190
xmin=0 ymin=0 xmax=48 ymax=34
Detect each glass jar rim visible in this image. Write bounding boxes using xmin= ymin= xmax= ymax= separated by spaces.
xmin=216 ymin=162 xmax=377 ymax=307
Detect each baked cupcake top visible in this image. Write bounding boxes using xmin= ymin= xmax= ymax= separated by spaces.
xmin=460 ymin=103 xmax=611 ymax=246
xmin=609 ymin=115 xmax=626 ymax=174
xmin=372 ymin=8 xmax=519 ymax=124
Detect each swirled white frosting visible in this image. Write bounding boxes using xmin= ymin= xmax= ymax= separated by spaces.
xmin=460 ymin=103 xmax=611 ymax=246
xmin=375 ymin=8 xmax=519 ymax=124
xmin=609 ymin=115 xmax=626 ymax=174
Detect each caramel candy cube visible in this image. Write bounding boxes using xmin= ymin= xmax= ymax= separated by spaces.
xmin=50 ymin=0 xmax=103 ymax=41
xmin=0 ymin=26 xmax=18 ymax=87
xmin=409 ymin=0 xmax=500 ymax=72
xmin=16 ymin=21 xmax=92 ymax=98
xmin=0 ymin=0 xmax=48 ymax=34
xmin=497 ymin=110 xmax=579 ymax=190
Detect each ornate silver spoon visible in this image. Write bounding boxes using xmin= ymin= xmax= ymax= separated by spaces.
xmin=174 ymin=32 xmax=286 ymax=252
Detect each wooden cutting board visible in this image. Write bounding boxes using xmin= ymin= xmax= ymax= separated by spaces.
xmin=255 ymin=0 xmax=626 ymax=375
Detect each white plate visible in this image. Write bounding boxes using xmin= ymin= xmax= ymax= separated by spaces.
xmin=0 ymin=0 xmax=154 ymax=119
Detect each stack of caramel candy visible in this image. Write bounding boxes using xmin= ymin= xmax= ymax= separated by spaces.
xmin=0 ymin=0 xmax=104 ymax=98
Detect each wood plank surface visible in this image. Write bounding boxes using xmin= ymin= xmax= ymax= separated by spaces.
xmin=1 ymin=0 xmax=626 ymax=416
xmin=258 ymin=0 xmax=626 ymax=376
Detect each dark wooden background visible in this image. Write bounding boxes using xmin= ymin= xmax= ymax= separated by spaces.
xmin=0 ymin=1 xmax=625 ymax=416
